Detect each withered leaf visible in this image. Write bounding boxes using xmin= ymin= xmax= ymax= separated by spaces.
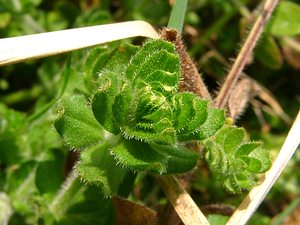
xmin=113 ymin=197 xmax=157 ymax=225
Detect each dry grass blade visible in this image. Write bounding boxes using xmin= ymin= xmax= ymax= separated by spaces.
xmin=156 ymin=175 xmax=210 ymax=225
xmin=0 ymin=20 xmax=159 ymax=66
xmin=226 ymin=110 xmax=300 ymax=225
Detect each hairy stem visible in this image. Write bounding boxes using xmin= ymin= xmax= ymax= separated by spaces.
xmin=49 ymin=170 xmax=82 ymax=219
xmin=161 ymin=28 xmax=211 ymax=99
xmin=156 ymin=175 xmax=209 ymax=225
xmin=160 ymin=28 xmax=211 ymax=225
xmin=214 ymin=0 xmax=279 ymax=108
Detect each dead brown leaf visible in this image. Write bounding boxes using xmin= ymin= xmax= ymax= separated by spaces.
xmin=113 ymin=197 xmax=157 ymax=225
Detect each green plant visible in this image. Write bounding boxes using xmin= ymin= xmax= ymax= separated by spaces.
xmin=54 ymin=38 xmax=270 ymax=194
xmin=1 ymin=0 xmax=300 ymax=225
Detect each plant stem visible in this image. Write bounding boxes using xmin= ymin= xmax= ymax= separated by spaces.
xmin=49 ymin=170 xmax=82 ymax=219
xmin=214 ymin=0 xmax=279 ymax=108
xmin=167 ymin=0 xmax=188 ymax=34
xmin=226 ymin=110 xmax=300 ymax=225
xmin=161 ymin=28 xmax=211 ymax=99
xmin=28 ymin=57 xmax=71 ymax=122
xmin=156 ymin=175 xmax=209 ymax=225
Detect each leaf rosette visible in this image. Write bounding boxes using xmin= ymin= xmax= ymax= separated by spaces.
xmin=92 ymin=39 xmax=225 ymax=144
xmin=55 ymin=39 xmax=271 ymax=195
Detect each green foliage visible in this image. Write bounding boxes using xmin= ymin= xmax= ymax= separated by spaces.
xmin=270 ymin=0 xmax=300 ymax=36
xmin=2 ymin=0 xmax=298 ymax=224
xmin=203 ymin=125 xmax=271 ymax=192
xmin=254 ymin=36 xmax=283 ymax=70
xmin=77 ymin=143 xmax=128 ymax=196
xmin=207 ymin=214 xmax=229 ymax=225
xmin=54 ymin=38 xmax=270 ymax=195
xmin=35 ymin=149 xmax=64 ymax=201
xmin=55 ymin=94 xmax=105 ymax=149
xmin=0 ymin=104 xmax=27 ymax=164
xmin=0 ymin=98 xmax=114 ymax=224
xmin=92 ymin=40 xmax=225 ymax=144
xmin=55 ymin=40 xmax=212 ymax=189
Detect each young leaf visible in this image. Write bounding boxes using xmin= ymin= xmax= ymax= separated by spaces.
xmin=101 ymin=43 xmax=139 ymax=75
xmin=55 ymin=94 xmax=104 ymax=149
xmin=76 ymin=143 xmax=127 ymax=196
xmin=0 ymin=104 xmax=27 ymax=164
xmin=111 ymin=138 xmax=168 ymax=174
xmin=125 ymin=39 xmax=178 ymax=81
xmin=178 ymin=107 xmax=225 ymax=142
xmin=270 ymin=1 xmax=300 ymax=36
xmin=35 ymin=148 xmax=64 ymax=202
xmin=92 ymin=72 xmax=123 ymax=135
xmin=173 ymin=92 xmax=209 ymax=133
xmin=223 ymin=127 xmax=244 ymax=154
xmin=83 ymin=47 xmax=112 ymax=93
xmin=203 ymin=126 xmax=271 ymax=192
xmin=151 ymin=144 xmax=199 ymax=174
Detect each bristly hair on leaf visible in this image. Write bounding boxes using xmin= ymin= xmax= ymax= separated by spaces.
xmin=55 ymin=38 xmax=271 ymax=195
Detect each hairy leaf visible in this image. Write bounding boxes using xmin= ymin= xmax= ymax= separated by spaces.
xmin=92 ymin=39 xmax=225 ymax=145
xmin=0 ymin=104 xmax=27 ymax=164
xmin=203 ymin=126 xmax=271 ymax=192
xmin=35 ymin=149 xmax=64 ymax=202
xmin=83 ymin=47 xmax=112 ymax=93
xmin=55 ymin=39 xmax=270 ymax=195
xmin=151 ymin=144 xmax=199 ymax=174
xmin=55 ymin=94 xmax=104 ymax=149
xmin=76 ymin=143 xmax=127 ymax=196
xmin=111 ymin=138 xmax=168 ymax=174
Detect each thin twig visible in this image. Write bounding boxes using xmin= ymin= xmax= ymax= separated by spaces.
xmin=156 ymin=175 xmax=210 ymax=225
xmin=214 ymin=0 xmax=279 ymax=108
xmin=0 ymin=21 xmax=159 ymax=66
xmin=226 ymin=110 xmax=300 ymax=225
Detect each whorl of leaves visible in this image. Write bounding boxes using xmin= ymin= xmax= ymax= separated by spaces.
xmin=55 ymin=39 xmax=271 ymax=195
xmin=203 ymin=126 xmax=271 ymax=192
xmin=92 ymin=39 xmax=225 ymax=144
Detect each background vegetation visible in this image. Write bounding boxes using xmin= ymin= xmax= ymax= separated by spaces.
xmin=0 ymin=0 xmax=299 ymax=224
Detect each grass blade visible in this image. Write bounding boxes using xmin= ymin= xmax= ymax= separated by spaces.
xmin=272 ymin=197 xmax=300 ymax=225
xmin=167 ymin=0 xmax=188 ymax=34
xmin=0 ymin=21 xmax=159 ymax=66
xmin=156 ymin=175 xmax=210 ymax=225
